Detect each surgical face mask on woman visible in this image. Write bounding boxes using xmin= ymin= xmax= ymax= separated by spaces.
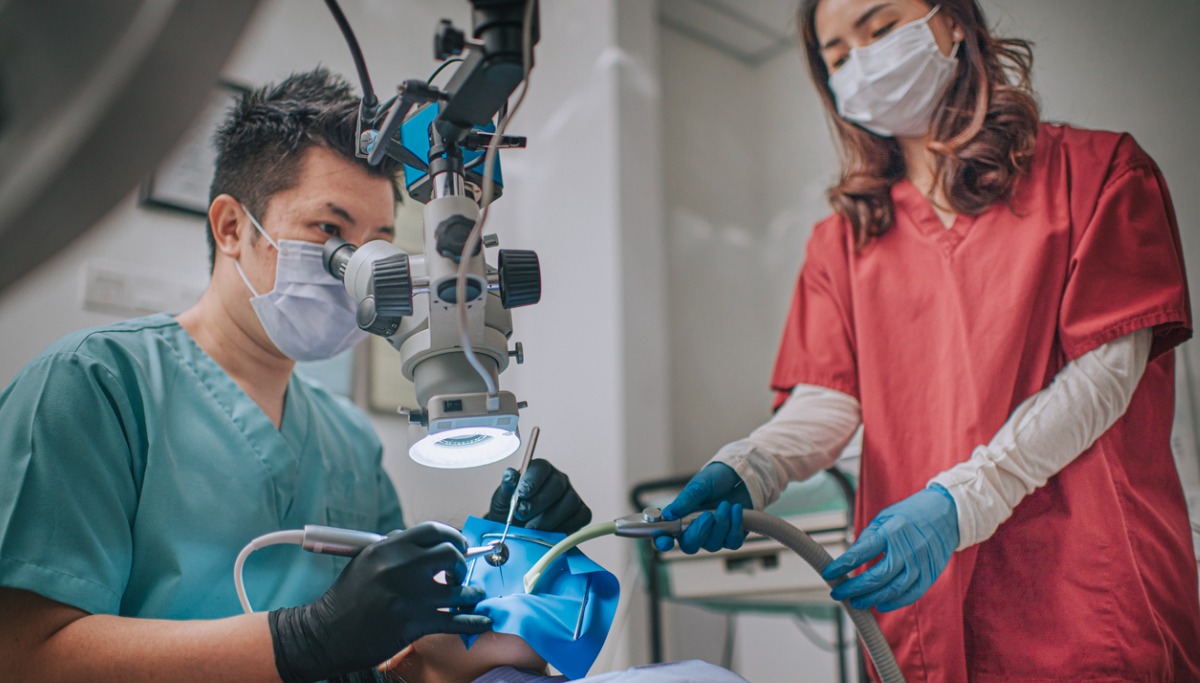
xmin=829 ymin=4 xmax=960 ymax=138
xmin=234 ymin=205 xmax=367 ymax=361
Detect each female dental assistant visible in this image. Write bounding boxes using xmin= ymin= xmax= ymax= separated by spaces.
xmin=657 ymin=0 xmax=1200 ymax=680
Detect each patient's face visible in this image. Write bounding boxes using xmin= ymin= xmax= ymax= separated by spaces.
xmin=389 ymin=631 xmax=547 ymax=683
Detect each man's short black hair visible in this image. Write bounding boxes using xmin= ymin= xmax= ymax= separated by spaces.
xmin=207 ymin=67 xmax=401 ymax=271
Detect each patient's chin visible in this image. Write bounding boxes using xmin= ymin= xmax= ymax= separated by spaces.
xmin=402 ymin=632 xmax=547 ymax=682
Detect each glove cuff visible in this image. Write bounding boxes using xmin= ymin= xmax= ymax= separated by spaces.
xmin=269 ymin=606 xmax=341 ymax=683
xmin=712 ymin=441 xmax=771 ymax=511
xmin=927 ymin=483 xmax=956 ymax=507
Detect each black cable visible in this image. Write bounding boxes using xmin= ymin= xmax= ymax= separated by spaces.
xmin=324 ymin=0 xmax=377 ymax=108
xmin=427 ymin=58 xmax=464 ymax=85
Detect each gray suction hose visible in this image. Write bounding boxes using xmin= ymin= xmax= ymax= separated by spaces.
xmin=741 ymin=510 xmax=905 ymax=683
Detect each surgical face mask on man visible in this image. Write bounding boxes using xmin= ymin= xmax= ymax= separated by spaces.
xmin=233 ymin=205 xmax=367 ymax=361
xmin=829 ymin=4 xmax=960 ymax=138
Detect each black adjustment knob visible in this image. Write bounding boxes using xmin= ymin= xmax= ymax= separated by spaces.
xmin=435 ymin=215 xmax=480 ymax=262
xmin=356 ymin=297 xmax=400 ymax=337
xmin=498 ymin=249 xmax=541 ymax=309
xmin=434 ymin=20 xmax=465 ymax=59
xmin=372 ymin=253 xmax=413 ymax=316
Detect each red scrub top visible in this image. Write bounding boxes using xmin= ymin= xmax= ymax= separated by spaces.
xmin=772 ymin=124 xmax=1200 ymax=682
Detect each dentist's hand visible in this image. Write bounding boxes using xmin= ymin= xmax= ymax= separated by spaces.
xmin=823 ymin=485 xmax=959 ymax=612
xmin=654 ymin=462 xmax=753 ymax=554
xmin=485 ymin=458 xmax=593 ymax=534
xmin=269 ymin=522 xmax=492 ymax=682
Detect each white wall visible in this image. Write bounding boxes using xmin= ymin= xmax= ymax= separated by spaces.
xmin=0 ymin=0 xmax=666 ymax=673
xmin=660 ymin=1 xmax=1200 ymax=681
xmin=660 ymin=14 xmax=845 ymax=681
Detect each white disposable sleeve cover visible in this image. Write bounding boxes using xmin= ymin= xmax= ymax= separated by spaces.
xmin=712 ymin=384 xmax=861 ymax=511
xmin=930 ymin=328 xmax=1152 ymax=549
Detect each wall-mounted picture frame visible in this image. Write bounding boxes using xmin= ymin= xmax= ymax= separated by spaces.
xmin=139 ymin=80 xmax=249 ymax=217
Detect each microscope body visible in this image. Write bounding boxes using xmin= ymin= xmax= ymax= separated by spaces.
xmin=326 ymin=179 xmax=529 ymax=430
xmin=393 ymin=184 xmax=519 ymax=432
xmin=323 ymin=0 xmax=541 ymax=463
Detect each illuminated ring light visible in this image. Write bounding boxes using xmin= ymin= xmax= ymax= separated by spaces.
xmin=409 ymin=427 xmax=522 ymax=469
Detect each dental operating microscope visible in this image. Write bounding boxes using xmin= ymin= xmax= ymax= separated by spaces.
xmin=322 ymin=0 xmax=542 ymax=469
xmin=236 ymin=0 xmax=546 ymax=609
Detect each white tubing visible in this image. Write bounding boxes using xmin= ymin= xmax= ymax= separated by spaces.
xmin=233 ymin=529 xmax=306 ymax=613
xmin=523 ymin=521 xmax=618 ymax=593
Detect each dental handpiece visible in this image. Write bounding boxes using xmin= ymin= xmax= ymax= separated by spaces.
xmin=299 ymin=525 xmax=499 ymax=560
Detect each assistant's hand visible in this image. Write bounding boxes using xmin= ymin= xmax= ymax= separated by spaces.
xmin=484 ymin=458 xmax=592 ymax=534
xmin=269 ymin=522 xmax=492 ymax=683
xmin=822 ymin=485 xmax=959 ymax=612
xmin=653 ymin=462 xmax=753 ymax=554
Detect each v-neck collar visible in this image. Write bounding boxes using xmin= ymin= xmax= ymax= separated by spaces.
xmin=892 ymin=179 xmax=977 ymax=253
xmin=279 ymin=375 xmax=311 ymax=454
xmin=166 ymin=315 xmax=313 ymax=521
xmin=169 ymin=316 xmax=307 ymax=442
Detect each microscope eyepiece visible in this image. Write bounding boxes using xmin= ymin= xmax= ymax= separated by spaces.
xmin=322 ymin=236 xmax=357 ymax=280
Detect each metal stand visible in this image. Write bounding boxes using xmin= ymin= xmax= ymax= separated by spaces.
xmin=631 ymin=468 xmax=859 ymax=680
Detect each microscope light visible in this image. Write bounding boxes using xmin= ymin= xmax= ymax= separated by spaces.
xmin=409 ymin=426 xmax=521 ymax=469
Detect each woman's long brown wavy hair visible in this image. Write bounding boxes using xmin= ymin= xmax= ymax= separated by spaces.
xmin=799 ymin=0 xmax=1040 ymax=248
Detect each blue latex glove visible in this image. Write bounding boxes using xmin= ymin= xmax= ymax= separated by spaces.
xmin=653 ymin=462 xmax=753 ymax=554
xmin=822 ymin=484 xmax=959 ymax=612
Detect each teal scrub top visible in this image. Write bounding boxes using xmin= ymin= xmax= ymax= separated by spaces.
xmin=0 ymin=314 xmax=405 ymax=619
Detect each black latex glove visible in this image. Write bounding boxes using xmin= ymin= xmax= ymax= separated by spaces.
xmin=484 ymin=458 xmax=592 ymax=534
xmin=269 ymin=522 xmax=492 ymax=683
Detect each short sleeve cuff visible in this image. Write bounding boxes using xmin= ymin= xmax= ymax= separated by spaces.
xmin=1061 ymin=309 xmax=1191 ymax=363
xmin=770 ymin=373 xmax=859 ymax=410
xmin=0 ymin=556 xmax=121 ymax=616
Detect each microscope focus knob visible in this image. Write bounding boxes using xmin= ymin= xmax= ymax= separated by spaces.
xmin=435 ymin=215 xmax=482 ymax=262
xmin=372 ymin=253 xmax=414 ymax=316
xmin=356 ymin=297 xmax=401 ymax=337
xmin=498 ymin=249 xmax=541 ymax=309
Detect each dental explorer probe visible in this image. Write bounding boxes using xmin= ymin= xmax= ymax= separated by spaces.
xmin=487 ymin=425 xmax=540 ymax=566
